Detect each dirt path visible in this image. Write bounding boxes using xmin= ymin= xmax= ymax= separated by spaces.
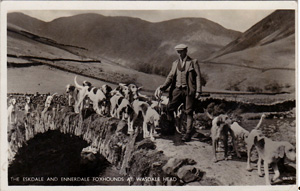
xmin=155 ymin=134 xmax=267 ymax=186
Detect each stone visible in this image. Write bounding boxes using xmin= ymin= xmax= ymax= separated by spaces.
xmin=177 ymin=166 xmax=203 ymax=183
xmin=116 ymin=120 xmax=128 ymax=134
xmin=80 ymin=146 xmax=98 ymax=164
xmin=162 ymin=158 xmax=196 ymax=176
xmin=136 ymin=139 xmax=156 ymax=150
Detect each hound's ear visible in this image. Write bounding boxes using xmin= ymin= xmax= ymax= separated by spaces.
xmin=127 ymin=105 xmax=134 ymax=114
xmin=138 ymin=86 xmax=143 ymax=91
xmin=140 ymin=103 xmax=148 ymax=115
xmin=274 ymin=145 xmax=285 ymax=159
xmin=216 ymin=117 xmax=223 ymax=126
xmin=149 ymin=115 xmax=154 ymax=123
xmin=254 ymin=135 xmax=265 ymax=149
xmin=243 ymin=132 xmax=249 ymax=140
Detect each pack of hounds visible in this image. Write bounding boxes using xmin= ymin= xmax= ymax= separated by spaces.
xmin=7 ymin=75 xmax=296 ymax=185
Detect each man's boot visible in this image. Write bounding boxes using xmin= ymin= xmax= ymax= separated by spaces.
xmin=166 ymin=110 xmax=176 ymax=135
xmin=182 ymin=114 xmax=194 ymax=142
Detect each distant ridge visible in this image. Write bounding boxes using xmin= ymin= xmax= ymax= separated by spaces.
xmin=8 ymin=12 xmax=241 ymax=75
xmin=206 ymin=10 xmax=295 ymax=61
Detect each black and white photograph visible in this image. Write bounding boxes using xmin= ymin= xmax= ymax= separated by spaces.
xmin=1 ymin=1 xmax=297 ymax=191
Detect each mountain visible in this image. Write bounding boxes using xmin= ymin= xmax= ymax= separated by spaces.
xmin=7 ymin=11 xmax=295 ymax=93
xmin=202 ymin=10 xmax=295 ymax=93
xmin=207 ymin=10 xmax=295 ymax=62
xmin=7 ymin=12 xmax=241 ymax=75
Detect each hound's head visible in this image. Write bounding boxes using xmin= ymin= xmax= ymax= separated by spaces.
xmin=212 ymin=114 xmax=232 ymax=138
xmin=82 ymin=97 xmax=92 ymax=109
xmin=160 ymin=96 xmax=169 ymax=105
xmin=214 ymin=114 xmax=232 ymax=126
xmin=45 ymin=93 xmax=58 ymax=107
xmin=66 ymin=84 xmax=75 ymax=94
xmin=152 ymin=110 xmax=161 ymax=128
xmin=101 ymin=84 xmax=113 ymax=96
xmin=83 ymin=81 xmax=92 ymax=87
xmin=276 ymin=142 xmax=296 ymax=162
xmin=119 ymin=83 xmax=130 ymax=97
xmin=98 ymin=99 xmax=110 ymax=115
xmin=120 ymin=101 xmax=133 ymax=120
xmin=45 ymin=97 xmax=53 ymax=107
xmin=25 ymin=96 xmax=31 ymax=104
xmin=9 ymin=98 xmax=16 ymax=105
xmin=128 ymin=84 xmax=142 ymax=99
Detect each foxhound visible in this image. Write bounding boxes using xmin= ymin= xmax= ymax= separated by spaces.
xmin=253 ymin=131 xmax=296 ymax=185
xmin=8 ymin=98 xmax=17 ymax=124
xmin=211 ymin=114 xmax=241 ymax=163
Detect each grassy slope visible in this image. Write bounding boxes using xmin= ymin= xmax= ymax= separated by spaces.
xmin=7 ymin=24 xmax=166 ymax=93
xmin=211 ymin=34 xmax=295 ymax=69
xmin=202 ymin=34 xmax=295 ymax=92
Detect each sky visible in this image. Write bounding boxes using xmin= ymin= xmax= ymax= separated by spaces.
xmin=17 ymin=10 xmax=275 ymax=32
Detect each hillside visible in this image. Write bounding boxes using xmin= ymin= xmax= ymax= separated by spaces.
xmin=207 ymin=10 xmax=295 ymax=61
xmin=202 ymin=10 xmax=295 ymax=93
xmin=8 ymin=12 xmax=241 ymax=75
xmin=7 ymin=11 xmax=295 ymax=94
xmin=7 ymin=22 xmax=166 ymax=92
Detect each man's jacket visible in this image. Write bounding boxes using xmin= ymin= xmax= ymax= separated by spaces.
xmin=160 ymin=56 xmax=202 ymax=101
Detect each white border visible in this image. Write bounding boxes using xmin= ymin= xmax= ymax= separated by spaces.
xmin=0 ymin=1 xmax=298 ymax=191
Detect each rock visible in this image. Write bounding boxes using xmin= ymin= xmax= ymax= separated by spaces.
xmin=177 ymin=166 xmax=203 ymax=183
xmin=162 ymin=158 xmax=196 ymax=176
xmin=119 ymin=132 xmax=138 ymax=175
xmin=116 ymin=120 xmax=128 ymax=134
xmin=136 ymin=139 xmax=156 ymax=150
xmin=80 ymin=146 xmax=98 ymax=164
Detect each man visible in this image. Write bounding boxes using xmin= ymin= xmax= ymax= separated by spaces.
xmin=155 ymin=44 xmax=202 ymax=142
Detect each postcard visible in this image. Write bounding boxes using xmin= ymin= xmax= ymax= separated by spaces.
xmin=0 ymin=1 xmax=298 ymax=191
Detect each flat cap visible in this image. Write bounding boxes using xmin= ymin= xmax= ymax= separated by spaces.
xmin=174 ymin=44 xmax=188 ymax=50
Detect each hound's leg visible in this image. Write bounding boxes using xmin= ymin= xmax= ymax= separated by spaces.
xmin=150 ymin=124 xmax=155 ymax=141
xmin=75 ymin=96 xmax=85 ymax=114
xmin=128 ymin=113 xmax=137 ymax=134
xmin=143 ymin=122 xmax=149 ymax=138
xmin=271 ymin=163 xmax=280 ymax=182
xmin=257 ymin=155 xmax=263 ymax=177
xmin=8 ymin=113 xmax=11 ymax=124
xmin=110 ymin=104 xmax=115 ymax=117
xmin=93 ymin=102 xmax=99 ymax=114
xmin=79 ymin=100 xmax=84 ymax=113
xmin=212 ymin=138 xmax=218 ymax=163
xmin=127 ymin=117 xmax=132 ymax=134
xmin=246 ymin=145 xmax=253 ymax=171
xmin=223 ymin=133 xmax=229 ymax=160
xmin=264 ymin=160 xmax=271 ymax=185
xmin=68 ymin=95 xmax=72 ymax=106
xmin=230 ymin=130 xmax=241 ymax=158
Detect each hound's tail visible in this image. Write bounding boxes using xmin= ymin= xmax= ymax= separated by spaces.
xmin=203 ymin=108 xmax=213 ymax=120
xmin=74 ymin=76 xmax=84 ymax=90
xmin=254 ymin=113 xmax=266 ymax=129
xmin=52 ymin=92 xmax=58 ymax=97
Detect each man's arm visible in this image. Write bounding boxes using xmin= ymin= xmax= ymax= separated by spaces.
xmin=194 ymin=59 xmax=202 ymax=93
xmin=160 ymin=62 xmax=176 ymax=91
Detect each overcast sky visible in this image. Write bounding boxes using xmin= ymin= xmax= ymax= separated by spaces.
xmin=17 ymin=10 xmax=274 ymax=32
